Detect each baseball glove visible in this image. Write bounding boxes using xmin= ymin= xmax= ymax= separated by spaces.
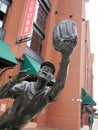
xmin=52 ymin=20 xmax=78 ymax=54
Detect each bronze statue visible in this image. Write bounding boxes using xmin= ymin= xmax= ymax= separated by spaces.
xmin=0 ymin=20 xmax=78 ymax=130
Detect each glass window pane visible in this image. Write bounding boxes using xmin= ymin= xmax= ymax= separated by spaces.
xmin=0 ymin=11 xmax=5 ymax=21
xmin=27 ymin=41 xmax=31 ymax=47
xmin=0 ymin=20 xmax=3 ymax=27
xmin=0 ymin=3 xmax=7 ymax=13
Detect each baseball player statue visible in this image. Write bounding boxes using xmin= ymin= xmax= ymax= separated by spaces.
xmin=0 ymin=20 xmax=78 ymax=130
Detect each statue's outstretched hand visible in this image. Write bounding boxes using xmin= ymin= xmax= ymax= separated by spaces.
xmin=0 ymin=69 xmax=30 ymax=99
xmin=53 ymin=20 xmax=78 ymax=58
xmin=14 ymin=69 xmax=30 ymax=83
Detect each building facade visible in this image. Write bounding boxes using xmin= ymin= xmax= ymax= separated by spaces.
xmin=0 ymin=0 xmax=96 ymax=130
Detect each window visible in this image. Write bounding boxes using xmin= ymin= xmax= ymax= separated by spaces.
xmin=34 ymin=1 xmax=47 ymax=32
xmin=30 ymin=30 xmax=43 ymax=54
xmin=0 ymin=2 xmax=7 ymax=13
xmin=0 ymin=1 xmax=8 ymax=28
xmin=0 ymin=28 xmax=5 ymax=40
xmin=27 ymin=0 xmax=51 ymax=55
xmin=0 ymin=0 xmax=11 ymax=39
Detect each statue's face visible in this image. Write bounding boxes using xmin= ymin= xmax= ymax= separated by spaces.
xmin=37 ymin=66 xmax=54 ymax=83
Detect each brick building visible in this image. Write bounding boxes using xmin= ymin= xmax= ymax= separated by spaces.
xmin=0 ymin=0 xmax=96 ymax=130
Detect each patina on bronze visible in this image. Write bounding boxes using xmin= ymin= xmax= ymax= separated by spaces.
xmin=0 ymin=20 xmax=78 ymax=130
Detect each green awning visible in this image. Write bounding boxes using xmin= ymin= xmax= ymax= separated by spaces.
xmin=0 ymin=40 xmax=18 ymax=69
xmin=82 ymin=88 xmax=96 ymax=106
xmin=21 ymin=54 xmax=41 ymax=75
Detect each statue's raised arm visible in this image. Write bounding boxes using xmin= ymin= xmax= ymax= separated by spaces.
xmin=49 ymin=20 xmax=78 ymax=101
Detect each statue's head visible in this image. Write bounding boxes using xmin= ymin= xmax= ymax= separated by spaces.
xmin=37 ymin=61 xmax=55 ymax=84
xmin=40 ymin=61 xmax=55 ymax=74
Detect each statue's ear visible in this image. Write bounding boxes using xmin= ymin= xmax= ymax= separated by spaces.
xmin=47 ymin=79 xmax=56 ymax=86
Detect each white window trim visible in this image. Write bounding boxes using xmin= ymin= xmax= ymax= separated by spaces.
xmin=0 ymin=1 xmax=7 ymax=14
xmin=0 ymin=20 xmax=3 ymax=27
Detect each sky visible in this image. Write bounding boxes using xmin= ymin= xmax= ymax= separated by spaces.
xmin=85 ymin=0 xmax=98 ymax=109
